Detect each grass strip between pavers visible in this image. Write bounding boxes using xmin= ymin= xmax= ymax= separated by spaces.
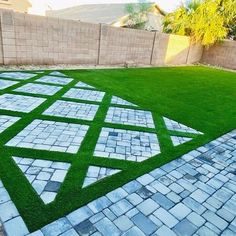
xmin=0 ymin=66 xmax=235 ymax=231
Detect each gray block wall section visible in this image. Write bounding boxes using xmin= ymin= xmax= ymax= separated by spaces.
xmin=0 ymin=9 xmax=234 ymax=69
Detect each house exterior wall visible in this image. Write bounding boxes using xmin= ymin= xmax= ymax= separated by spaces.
xmin=0 ymin=0 xmax=31 ymax=13
xmin=0 ymin=9 xmax=234 ymax=70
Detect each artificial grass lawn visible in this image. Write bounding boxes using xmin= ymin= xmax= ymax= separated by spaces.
xmin=0 ymin=66 xmax=236 ymax=232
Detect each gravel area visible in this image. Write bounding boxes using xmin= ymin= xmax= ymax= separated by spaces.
xmin=0 ymin=64 xmax=128 ymax=72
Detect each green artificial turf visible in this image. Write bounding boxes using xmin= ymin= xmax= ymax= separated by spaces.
xmin=0 ymin=66 xmax=236 ymax=232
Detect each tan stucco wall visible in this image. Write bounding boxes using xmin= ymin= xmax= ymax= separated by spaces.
xmin=0 ymin=0 xmax=31 ymax=13
xmin=201 ymin=40 xmax=236 ymax=70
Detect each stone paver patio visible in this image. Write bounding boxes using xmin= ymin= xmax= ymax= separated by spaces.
xmin=0 ymin=94 xmax=46 ymax=113
xmin=1 ymin=71 xmax=235 ymax=236
xmin=111 ymin=96 xmax=137 ymax=107
xmin=105 ymin=107 xmax=155 ymax=128
xmin=6 ymin=119 xmax=89 ymax=153
xmin=12 ymin=157 xmax=71 ymax=204
xmin=63 ymin=88 xmax=105 ymax=102
xmin=43 ymin=100 xmax=99 ymax=121
xmin=0 ymin=72 xmax=36 ymax=81
xmin=0 ymin=130 xmax=236 ymax=236
xmin=14 ymin=83 xmax=62 ymax=96
xmin=36 ymin=76 xmax=73 ymax=85
xmin=0 ymin=80 xmax=18 ymax=90
xmin=0 ymin=115 xmax=20 ymax=134
xmin=94 ymin=127 xmax=161 ymax=162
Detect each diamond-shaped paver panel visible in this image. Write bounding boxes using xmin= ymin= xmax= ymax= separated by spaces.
xmin=0 ymin=72 xmax=36 ymax=80
xmin=75 ymin=82 xmax=95 ymax=89
xmin=83 ymin=166 xmax=121 ymax=188
xmin=0 ymin=79 xmax=18 ymax=90
xmin=111 ymin=96 xmax=137 ymax=107
xmin=105 ymin=107 xmax=155 ymax=128
xmin=36 ymin=76 xmax=73 ymax=85
xmin=0 ymin=94 xmax=46 ymax=113
xmin=14 ymin=83 xmax=62 ymax=96
xmin=0 ymin=115 xmax=20 ymax=134
xmin=164 ymin=117 xmax=203 ymax=134
xmin=6 ymin=119 xmax=89 ymax=153
xmin=12 ymin=156 xmax=71 ymax=204
xmin=171 ymin=136 xmax=192 ymax=146
xmin=49 ymin=71 xmax=67 ymax=77
xmin=43 ymin=100 xmax=99 ymax=121
xmin=63 ymin=88 xmax=105 ymax=102
xmin=94 ymin=128 xmax=161 ymax=162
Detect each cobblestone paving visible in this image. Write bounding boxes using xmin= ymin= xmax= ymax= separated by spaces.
xmin=105 ymin=107 xmax=155 ymax=128
xmin=75 ymin=82 xmax=95 ymax=89
xmin=6 ymin=119 xmax=89 ymax=153
xmin=94 ymin=127 xmax=161 ymax=162
xmin=0 ymin=222 xmax=4 ymax=236
xmin=63 ymin=88 xmax=105 ymax=102
xmin=171 ymin=136 xmax=192 ymax=146
xmin=36 ymin=76 xmax=73 ymax=85
xmin=0 ymin=72 xmax=36 ymax=80
xmin=0 ymin=94 xmax=46 ymax=113
xmin=83 ymin=166 xmax=121 ymax=188
xmin=111 ymin=96 xmax=137 ymax=107
xmin=0 ymin=115 xmax=20 ymax=134
xmin=43 ymin=100 xmax=99 ymax=121
xmin=0 ymin=180 xmax=29 ymax=236
xmin=164 ymin=117 xmax=203 ymax=135
xmin=49 ymin=72 xmax=67 ymax=77
xmin=12 ymin=157 xmax=71 ymax=204
xmin=1 ymin=130 xmax=235 ymax=236
xmin=0 ymin=79 xmax=18 ymax=90
xmin=14 ymin=83 xmax=62 ymax=96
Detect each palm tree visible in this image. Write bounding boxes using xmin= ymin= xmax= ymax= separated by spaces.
xmin=163 ymin=0 xmax=235 ymax=46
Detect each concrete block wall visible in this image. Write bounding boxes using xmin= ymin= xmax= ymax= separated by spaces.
xmin=201 ymin=40 xmax=236 ymax=70
xmin=99 ymin=25 xmax=155 ymax=65
xmin=2 ymin=9 xmax=235 ymax=70
xmin=0 ymin=9 xmax=100 ymax=65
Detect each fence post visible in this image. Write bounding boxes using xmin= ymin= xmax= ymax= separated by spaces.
xmin=150 ymin=31 xmax=157 ymax=65
xmin=97 ymin=23 xmax=102 ymax=65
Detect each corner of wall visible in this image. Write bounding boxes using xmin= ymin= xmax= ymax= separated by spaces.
xmin=0 ymin=9 xmax=17 ymax=65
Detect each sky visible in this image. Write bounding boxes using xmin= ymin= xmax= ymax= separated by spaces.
xmin=29 ymin=0 xmax=184 ymax=15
